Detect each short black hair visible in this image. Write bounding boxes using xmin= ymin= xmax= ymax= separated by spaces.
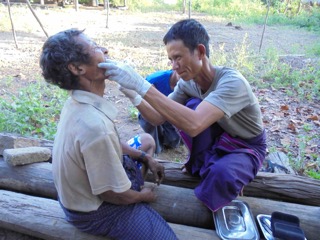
xmin=39 ymin=29 xmax=91 ymax=90
xmin=163 ymin=19 xmax=210 ymax=57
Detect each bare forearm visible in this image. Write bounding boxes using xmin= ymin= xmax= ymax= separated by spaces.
xmin=143 ymin=87 xmax=201 ymax=136
xmin=136 ymin=99 xmax=165 ymax=126
xmin=99 ymin=188 xmax=153 ymax=205
xmin=143 ymin=87 xmax=224 ymax=136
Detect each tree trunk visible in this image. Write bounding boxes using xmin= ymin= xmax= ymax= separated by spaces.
xmin=0 ymin=189 xmax=217 ymax=240
xmin=182 ymin=0 xmax=186 ymax=13
xmin=145 ymin=161 xmax=320 ymax=206
xmin=1 ymin=158 xmax=319 ymax=206
xmin=0 ymin=159 xmax=319 ymax=240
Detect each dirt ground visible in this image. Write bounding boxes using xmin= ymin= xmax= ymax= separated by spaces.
xmin=0 ymin=4 xmax=319 ymax=172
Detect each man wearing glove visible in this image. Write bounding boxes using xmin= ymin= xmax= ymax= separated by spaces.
xmin=40 ymin=28 xmax=177 ymax=239
xmin=98 ymin=19 xmax=267 ymax=213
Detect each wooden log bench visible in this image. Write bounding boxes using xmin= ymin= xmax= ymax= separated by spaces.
xmin=0 ymin=189 xmax=218 ymax=240
xmin=145 ymin=161 xmax=320 ymax=206
xmin=1 ymin=158 xmax=320 ymax=207
xmin=0 ymin=159 xmax=319 ymax=240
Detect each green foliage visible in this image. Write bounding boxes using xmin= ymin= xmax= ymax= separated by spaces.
xmin=287 ymin=134 xmax=320 ymax=176
xmin=307 ymin=170 xmax=320 ymax=179
xmin=176 ymin=0 xmax=320 ymax=32
xmin=129 ymin=106 xmax=139 ymax=120
xmin=0 ymin=82 xmax=68 ymax=140
xmin=210 ymin=33 xmax=320 ymax=101
xmin=211 ymin=34 xmax=256 ymax=75
xmin=306 ymin=41 xmax=320 ymax=57
xmin=262 ymin=58 xmax=320 ymax=100
xmin=120 ymin=0 xmax=178 ymax=12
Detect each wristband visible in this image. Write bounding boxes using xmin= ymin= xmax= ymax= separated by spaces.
xmin=138 ymin=151 xmax=146 ymax=160
xmin=132 ymin=95 xmax=142 ymax=106
xmin=138 ymin=81 xmax=152 ymax=97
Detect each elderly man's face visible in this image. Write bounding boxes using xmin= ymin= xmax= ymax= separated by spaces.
xmin=77 ymin=34 xmax=109 ymax=81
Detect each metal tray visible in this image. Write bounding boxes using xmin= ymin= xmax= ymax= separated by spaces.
xmin=257 ymin=213 xmax=307 ymax=240
xmin=257 ymin=214 xmax=274 ymax=240
xmin=213 ymin=200 xmax=260 ymax=240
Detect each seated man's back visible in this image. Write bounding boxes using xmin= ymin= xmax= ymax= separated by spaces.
xmin=139 ymin=70 xmax=181 ymax=154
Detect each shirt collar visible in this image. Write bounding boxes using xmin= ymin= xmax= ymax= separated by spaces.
xmin=71 ymin=90 xmax=118 ymax=121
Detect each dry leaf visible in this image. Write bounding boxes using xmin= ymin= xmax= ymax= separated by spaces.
xmin=272 ymin=116 xmax=283 ymax=122
xmin=287 ymin=123 xmax=297 ymax=133
xmin=274 ymin=112 xmax=285 ymax=117
xmin=307 ymin=115 xmax=319 ymax=121
xmin=265 ymin=97 xmax=275 ymax=103
xmin=280 ymin=137 xmax=291 ymax=146
xmin=281 ymin=105 xmax=289 ymax=111
xmin=314 ymin=121 xmax=320 ymax=127
xmin=296 ymin=107 xmax=302 ymax=114
xmin=270 ymin=125 xmax=280 ymax=132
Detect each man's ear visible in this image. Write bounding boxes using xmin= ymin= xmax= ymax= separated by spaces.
xmin=197 ymin=44 xmax=206 ymax=58
xmin=68 ymin=63 xmax=85 ymax=76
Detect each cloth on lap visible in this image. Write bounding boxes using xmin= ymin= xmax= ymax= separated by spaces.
xmin=180 ymin=97 xmax=267 ymax=212
xmin=59 ymin=155 xmax=177 ymax=240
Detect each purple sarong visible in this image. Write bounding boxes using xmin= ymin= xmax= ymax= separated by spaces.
xmin=180 ymin=98 xmax=267 ymax=212
xmin=59 ymin=155 xmax=177 ymax=240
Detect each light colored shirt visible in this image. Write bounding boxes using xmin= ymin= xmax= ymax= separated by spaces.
xmin=52 ymin=90 xmax=131 ymax=212
xmin=169 ymin=67 xmax=263 ymax=139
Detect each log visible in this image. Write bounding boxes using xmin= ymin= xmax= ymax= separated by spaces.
xmin=0 ymin=159 xmax=57 ymax=199
xmin=146 ymin=161 xmax=320 ymax=206
xmin=0 ymin=160 xmax=319 ymax=240
xmin=0 ymin=227 xmax=41 ymax=240
xmin=0 ymin=160 xmax=211 ymax=229
xmin=9 ymin=137 xmax=317 ymax=204
xmin=1 ymin=157 xmax=320 ymax=207
xmin=0 ymin=190 xmax=217 ymax=240
xmin=148 ymin=182 xmax=320 ymax=240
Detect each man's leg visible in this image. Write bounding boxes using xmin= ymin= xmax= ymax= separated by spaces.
xmin=61 ymin=199 xmax=177 ymax=240
xmin=106 ymin=203 xmax=178 ymax=240
xmin=127 ymin=133 xmax=156 ymax=177
xmin=195 ymin=152 xmax=259 ymax=212
xmin=138 ymin=114 xmax=162 ymax=154
xmin=162 ymin=121 xmax=181 ymax=149
xmin=180 ymin=97 xmax=223 ymax=174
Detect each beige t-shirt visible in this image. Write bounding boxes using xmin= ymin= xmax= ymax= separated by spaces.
xmin=52 ymin=90 xmax=131 ymax=212
xmin=169 ymin=66 xmax=263 ymax=139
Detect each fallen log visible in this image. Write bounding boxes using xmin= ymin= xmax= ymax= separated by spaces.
xmin=0 ymin=190 xmax=218 ymax=240
xmin=0 ymin=160 xmax=211 ymax=229
xmin=0 ymin=160 xmax=319 ymax=240
xmin=0 ymin=228 xmax=40 ymax=240
xmin=2 ymin=158 xmax=319 ymax=207
xmin=146 ymin=182 xmax=320 ymax=240
xmin=145 ymin=161 xmax=320 ymax=206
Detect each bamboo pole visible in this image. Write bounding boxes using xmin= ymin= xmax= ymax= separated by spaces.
xmin=6 ymin=0 xmax=19 ymax=49
xmin=106 ymin=0 xmax=109 ymax=28
xmin=259 ymin=0 xmax=270 ymax=53
xmin=25 ymin=0 xmax=49 ymax=38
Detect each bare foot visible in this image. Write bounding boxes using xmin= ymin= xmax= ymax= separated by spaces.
xmin=181 ymin=165 xmax=189 ymax=174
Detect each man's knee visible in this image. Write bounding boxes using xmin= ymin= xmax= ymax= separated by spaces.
xmin=139 ymin=133 xmax=156 ymax=153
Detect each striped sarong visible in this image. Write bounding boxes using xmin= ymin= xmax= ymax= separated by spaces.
xmin=59 ymin=155 xmax=177 ymax=240
xmin=180 ymin=98 xmax=267 ymax=212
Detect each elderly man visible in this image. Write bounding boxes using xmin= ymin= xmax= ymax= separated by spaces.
xmin=40 ymin=28 xmax=177 ymax=239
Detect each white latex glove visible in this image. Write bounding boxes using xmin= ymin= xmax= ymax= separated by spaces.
xmin=118 ymin=85 xmax=142 ymax=107
xmin=98 ymin=59 xmax=151 ymax=97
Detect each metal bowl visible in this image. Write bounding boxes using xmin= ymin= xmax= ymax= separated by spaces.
xmin=213 ymin=200 xmax=260 ymax=240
